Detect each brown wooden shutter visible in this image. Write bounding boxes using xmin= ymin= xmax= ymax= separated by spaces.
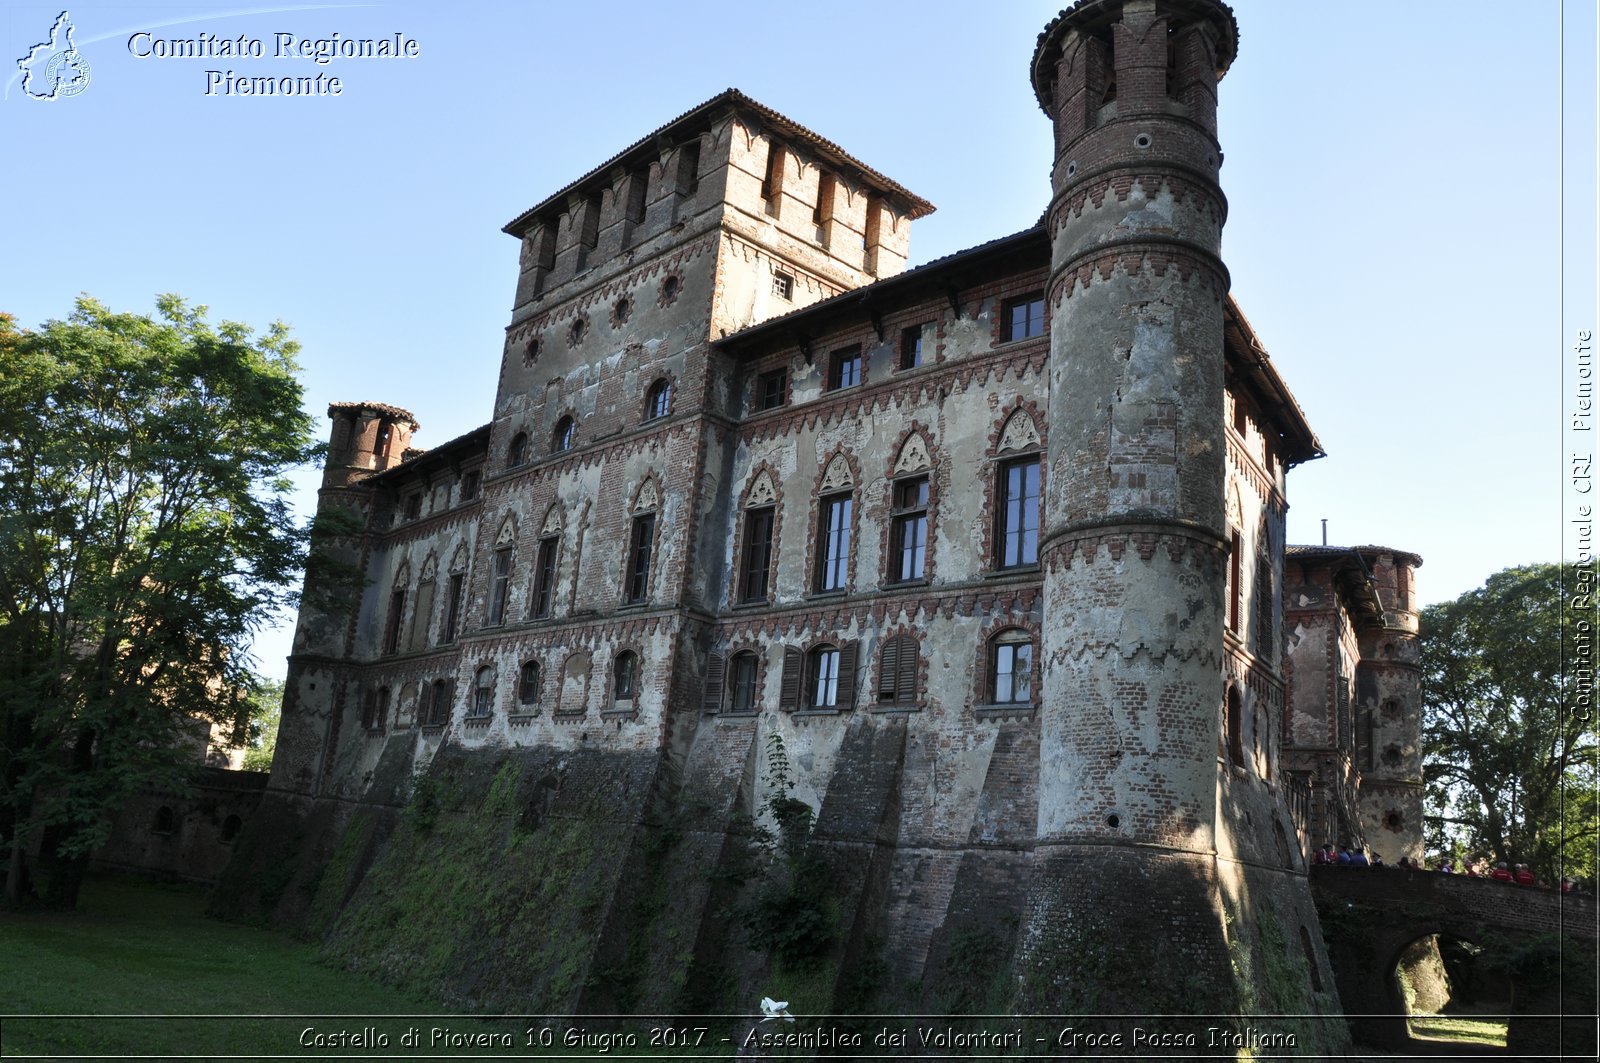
xmin=897 ymin=636 xmax=919 ymax=704
xmin=838 ymin=641 xmax=859 ymax=710
xmin=878 ymin=637 xmax=901 ymax=702
xmin=780 ymin=647 xmax=802 ymax=710
xmin=702 ymin=653 xmax=726 ymax=713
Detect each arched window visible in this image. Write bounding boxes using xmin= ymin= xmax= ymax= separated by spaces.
xmin=614 ymin=650 xmax=638 ymax=702
xmin=552 ymin=416 xmax=575 ymax=453
xmin=507 ymin=431 xmax=529 ymax=469
xmin=646 ymin=379 xmax=672 ymax=421
xmin=220 ymin=814 xmax=243 ymax=843
xmin=428 ymin=677 xmax=452 ymax=726
xmin=810 ymin=644 xmax=841 ymax=709
xmin=988 ymin=629 xmax=1034 ymax=704
xmin=471 ymin=666 xmax=496 ymax=718
xmin=519 ymin=660 xmax=540 ymax=707
xmin=876 ymin=634 xmax=919 ymax=706
xmin=728 ymin=651 xmax=759 ymax=713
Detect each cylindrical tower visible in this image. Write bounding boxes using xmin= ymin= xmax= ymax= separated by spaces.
xmin=1020 ymin=0 xmax=1246 ymax=1011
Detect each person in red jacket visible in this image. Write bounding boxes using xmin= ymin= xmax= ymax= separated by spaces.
xmin=1514 ymin=864 xmax=1535 ymax=886
xmin=1491 ymin=862 xmax=1514 ymax=882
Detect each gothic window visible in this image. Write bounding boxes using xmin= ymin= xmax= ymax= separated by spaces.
xmin=1002 ymin=293 xmax=1045 ymax=341
xmin=470 ymin=666 xmax=495 ymax=719
xmin=996 ymin=458 xmax=1040 ymax=568
xmin=625 ymin=513 xmax=655 ymax=603
xmin=988 ymin=629 xmax=1034 ymax=705
xmin=646 ymin=379 xmax=672 ymax=421
xmin=532 ymin=537 xmax=559 ymax=618
xmin=740 ymin=506 xmax=775 ymax=603
xmin=519 ymin=661 xmax=541 ymax=708
xmin=487 ymin=547 xmax=512 ymax=625
xmin=828 ymin=345 xmax=862 ymax=391
xmin=507 ymin=431 xmax=529 ymax=469
xmin=552 ymin=416 xmax=575 ymax=453
xmin=876 ymin=634 xmax=919 ymax=706
xmin=613 ymin=650 xmax=638 ymax=703
xmin=890 ymin=477 xmax=929 ymax=584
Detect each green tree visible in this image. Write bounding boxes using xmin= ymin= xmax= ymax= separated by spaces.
xmin=1421 ymin=564 xmax=1599 ymax=884
xmin=0 ymin=296 xmax=316 ymax=908
xmin=241 ymin=676 xmax=284 ymax=773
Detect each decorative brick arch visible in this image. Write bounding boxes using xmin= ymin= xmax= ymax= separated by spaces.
xmin=731 ymin=461 xmax=785 ymax=606
xmin=805 ymin=446 xmax=863 ymax=595
xmin=641 ymin=373 xmax=677 ymax=423
xmin=555 ymin=650 xmax=592 ymax=717
xmin=980 ymin=401 xmax=1048 ymax=570
xmin=872 ymin=625 xmax=927 ymax=710
xmin=879 ymin=422 xmax=941 ymax=587
xmin=974 ymin=615 xmax=1042 ymax=712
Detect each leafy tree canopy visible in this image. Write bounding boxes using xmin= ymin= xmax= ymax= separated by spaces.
xmin=241 ymin=675 xmax=284 ymax=773
xmin=1422 ymin=563 xmax=1598 ymax=885
xmin=0 ymin=296 xmax=315 ymax=907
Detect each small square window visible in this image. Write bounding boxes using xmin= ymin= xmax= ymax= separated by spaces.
xmin=404 ymin=493 xmax=422 ymax=520
xmin=772 ymin=272 xmax=794 ymax=300
xmin=828 ymin=346 xmax=862 ymax=391
xmin=460 ymin=470 xmax=481 ymax=501
xmin=900 ymin=324 xmax=928 ymax=370
xmin=758 ymin=368 xmax=787 ymax=411
xmin=1002 ymin=294 xmax=1046 ymax=342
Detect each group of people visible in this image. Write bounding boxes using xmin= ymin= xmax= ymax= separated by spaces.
xmin=1312 ymin=844 xmax=1584 ymax=893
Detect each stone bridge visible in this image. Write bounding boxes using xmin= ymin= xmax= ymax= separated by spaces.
xmin=1309 ymin=867 xmax=1597 ymax=1056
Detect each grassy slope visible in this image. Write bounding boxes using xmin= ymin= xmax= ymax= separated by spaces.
xmin=0 ymin=874 xmax=509 ymax=1058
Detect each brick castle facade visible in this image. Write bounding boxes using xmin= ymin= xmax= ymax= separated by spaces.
xmin=217 ymin=0 xmax=1422 ymax=1029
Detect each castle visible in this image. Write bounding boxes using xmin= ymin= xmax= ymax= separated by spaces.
xmin=214 ymin=0 xmax=1424 ymax=1033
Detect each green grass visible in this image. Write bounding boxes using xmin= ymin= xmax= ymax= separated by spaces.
xmin=0 ymin=874 xmax=546 ymax=1059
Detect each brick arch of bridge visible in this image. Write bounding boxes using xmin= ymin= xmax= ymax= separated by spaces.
xmin=1309 ymin=867 xmax=1597 ymax=1054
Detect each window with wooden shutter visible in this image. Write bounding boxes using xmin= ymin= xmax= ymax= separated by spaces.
xmin=702 ymin=653 xmax=725 ymax=712
xmin=877 ymin=635 xmax=918 ymax=705
xmin=779 ymin=647 xmax=803 ymax=710
xmin=836 ymin=641 xmax=858 ymax=710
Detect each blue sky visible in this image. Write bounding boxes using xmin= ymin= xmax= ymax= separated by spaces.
xmin=3 ymin=1 xmax=1594 ymax=681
